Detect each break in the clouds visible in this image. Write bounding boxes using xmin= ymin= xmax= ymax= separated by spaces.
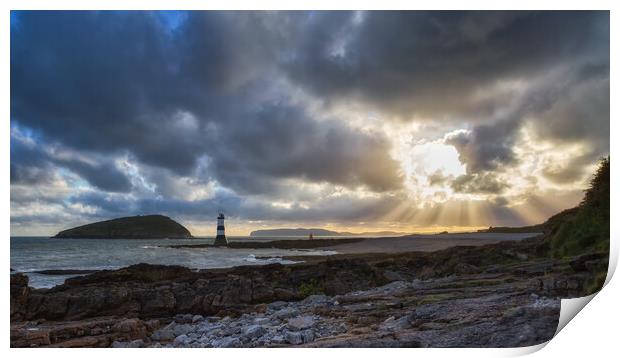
xmin=10 ymin=11 xmax=609 ymax=235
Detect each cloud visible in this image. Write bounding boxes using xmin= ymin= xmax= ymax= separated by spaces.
xmin=9 ymin=11 xmax=609 ymax=234
xmin=208 ymin=104 xmax=404 ymax=194
xmin=11 ymin=11 xmax=403 ymax=196
xmin=427 ymin=170 xmax=450 ymax=187
xmin=450 ymin=173 xmax=509 ymax=194
xmin=11 ymin=128 xmax=132 ymax=192
xmin=283 ymin=11 xmax=608 ymax=121
xmin=282 ymin=11 xmax=609 ymax=175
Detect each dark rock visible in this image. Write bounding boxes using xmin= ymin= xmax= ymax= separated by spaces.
xmin=11 ymin=317 xmax=157 ymax=348
xmin=285 ymin=331 xmax=303 ymax=345
xmin=112 ymin=318 xmax=148 ymax=340
xmin=33 ymin=269 xmax=100 ymax=275
xmin=10 ymin=273 xmax=30 ymax=321
xmin=453 ymin=263 xmax=481 ymax=275
xmin=569 ymin=252 xmax=608 ymax=272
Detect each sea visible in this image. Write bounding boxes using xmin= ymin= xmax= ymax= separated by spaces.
xmin=10 ymin=236 xmax=338 ymax=288
xmin=10 ymin=233 xmax=539 ymax=289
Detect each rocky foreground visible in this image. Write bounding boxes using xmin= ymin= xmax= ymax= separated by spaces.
xmin=10 ymin=238 xmax=607 ymax=348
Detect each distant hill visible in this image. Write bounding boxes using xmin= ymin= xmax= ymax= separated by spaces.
xmin=250 ymin=228 xmax=339 ymax=237
xmin=53 ymin=215 xmax=193 ymax=239
xmin=250 ymin=228 xmax=407 ymax=237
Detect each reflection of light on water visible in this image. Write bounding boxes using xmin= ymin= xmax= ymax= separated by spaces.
xmin=244 ymin=254 xmax=284 ymax=264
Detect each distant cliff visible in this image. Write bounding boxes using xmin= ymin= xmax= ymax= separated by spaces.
xmin=249 ymin=228 xmax=407 ymax=237
xmin=53 ymin=215 xmax=192 ymax=239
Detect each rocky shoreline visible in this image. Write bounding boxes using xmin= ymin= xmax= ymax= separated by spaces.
xmin=10 ymin=237 xmax=608 ymax=348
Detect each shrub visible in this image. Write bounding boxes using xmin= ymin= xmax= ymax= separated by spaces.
xmin=298 ymin=279 xmax=325 ymax=297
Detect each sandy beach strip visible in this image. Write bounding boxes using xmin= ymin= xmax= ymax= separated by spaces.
xmin=312 ymin=233 xmax=542 ymax=255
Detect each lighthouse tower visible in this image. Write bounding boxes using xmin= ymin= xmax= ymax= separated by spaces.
xmin=213 ymin=213 xmax=228 ymax=246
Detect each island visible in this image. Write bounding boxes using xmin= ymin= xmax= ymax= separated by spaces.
xmin=52 ymin=215 xmax=193 ymax=239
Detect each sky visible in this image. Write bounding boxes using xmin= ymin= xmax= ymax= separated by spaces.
xmin=10 ymin=11 xmax=610 ymax=236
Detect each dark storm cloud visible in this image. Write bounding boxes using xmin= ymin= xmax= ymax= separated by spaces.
xmin=11 ymin=11 xmax=402 ymax=196
xmin=209 ymin=104 xmax=403 ymax=194
xmin=284 ymin=11 xmax=608 ymax=120
xmin=444 ymin=60 xmax=609 ymax=174
xmin=11 ymin=131 xmax=132 ymax=192
xmin=283 ymin=11 xmax=609 ymax=173
xmin=10 ymin=164 xmax=54 ymax=186
xmin=450 ymin=173 xmax=509 ymax=194
xmin=11 ymin=11 xmax=208 ymax=175
xmin=56 ymin=158 xmax=133 ymax=193
xmin=9 ymin=10 xmax=610 ymax=232
xmin=531 ymin=64 xmax=610 ymax=155
xmin=444 ymin=123 xmax=518 ymax=174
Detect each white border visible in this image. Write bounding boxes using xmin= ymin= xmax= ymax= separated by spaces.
xmin=2 ymin=1 xmax=617 ymax=357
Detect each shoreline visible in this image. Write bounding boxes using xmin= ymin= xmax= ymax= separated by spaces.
xmin=12 ymin=234 xmax=542 ymax=283
xmin=165 ymin=237 xmax=366 ymax=250
xmin=10 ymin=236 xmax=608 ymax=347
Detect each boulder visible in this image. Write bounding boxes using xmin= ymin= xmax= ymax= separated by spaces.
xmin=287 ymin=316 xmax=316 ymax=331
xmin=275 ymin=307 xmax=300 ymax=320
xmin=285 ymin=331 xmax=303 ymax=345
xmin=243 ymin=325 xmax=267 ymax=339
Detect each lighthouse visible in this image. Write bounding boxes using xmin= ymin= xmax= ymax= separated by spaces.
xmin=213 ymin=213 xmax=228 ymax=246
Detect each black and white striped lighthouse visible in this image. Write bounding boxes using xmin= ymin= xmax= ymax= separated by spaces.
xmin=213 ymin=213 xmax=228 ymax=246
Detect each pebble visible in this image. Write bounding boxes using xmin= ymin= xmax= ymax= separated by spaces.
xmin=243 ymin=325 xmax=267 ymax=339
xmin=285 ymin=331 xmax=303 ymax=345
xmin=268 ymin=301 xmax=288 ymax=310
xmin=173 ymin=334 xmax=189 ymax=346
xmin=275 ymin=307 xmax=300 ymax=319
xmin=192 ymin=315 xmax=204 ymax=324
xmin=152 ymin=328 xmax=175 ymax=341
xmin=253 ymin=317 xmax=271 ymax=325
xmin=287 ymin=316 xmax=315 ymax=331
xmin=300 ymin=329 xmax=315 ymax=343
xmin=212 ymin=336 xmax=241 ymax=348
xmin=148 ymin=277 xmax=555 ymax=348
xmin=173 ymin=324 xmax=193 ymax=337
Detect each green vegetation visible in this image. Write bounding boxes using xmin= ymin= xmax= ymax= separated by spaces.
xmin=548 ymin=157 xmax=610 ymax=258
xmin=298 ymin=279 xmax=325 ymax=297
